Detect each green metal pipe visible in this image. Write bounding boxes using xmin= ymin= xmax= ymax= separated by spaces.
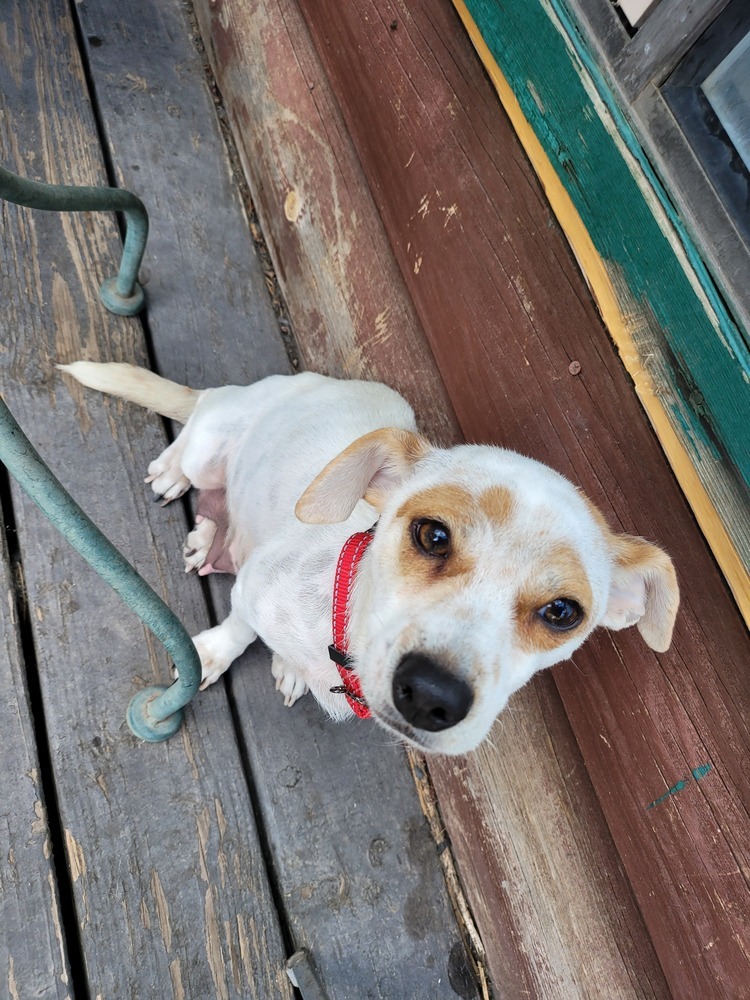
xmin=0 ymin=395 xmax=201 ymax=740
xmin=0 ymin=163 xmax=147 ymax=315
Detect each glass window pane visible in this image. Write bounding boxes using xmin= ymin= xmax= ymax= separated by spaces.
xmin=702 ymin=30 xmax=750 ymax=172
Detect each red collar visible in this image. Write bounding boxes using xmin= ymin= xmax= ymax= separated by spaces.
xmin=328 ymin=527 xmax=375 ymax=719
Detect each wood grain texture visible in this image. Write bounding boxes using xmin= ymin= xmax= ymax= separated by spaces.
xmin=436 ymin=678 xmax=674 ymax=999
xmin=614 ymin=0 xmax=731 ymax=98
xmin=0 ymin=507 xmax=71 ymax=999
xmin=0 ymin=2 xmax=291 ymax=996
xmin=290 ymin=0 xmax=750 ymax=996
xmin=74 ymin=0 xmax=289 ymax=389
xmin=192 ymin=0 xmax=675 ymax=995
xmin=568 ymin=0 xmax=750 ymax=342
xmin=73 ymin=0 xmax=473 ymax=995
xmin=231 ymin=644 xmax=476 ymax=999
xmin=190 ymin=0 xmax=461 ymax=447
xmin=459 ymin=0 xmax=750 ymax=612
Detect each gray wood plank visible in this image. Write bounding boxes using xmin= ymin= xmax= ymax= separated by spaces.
xmin=73 ymin=0 xmax=474 ymax=994
xmin=565 ymin=0 xmax=630 ymax=64
xmin=0 ymin=3 xmax=291 ymax=997
xmin=0 ymin=506 xmax=71 ymax=999
xmin=615 ymin=0 xmax=730 ymax=99
xmin=74 ymin=0 xmax=289 ymax=389
xmin=632 ymin=85 xmax=750 ymax=359
xmin=233 ymin=645 xmax=475 ymax=999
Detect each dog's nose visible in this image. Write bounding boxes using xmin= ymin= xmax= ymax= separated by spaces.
xmin=392 ymin=653 xmax=473 ymax=732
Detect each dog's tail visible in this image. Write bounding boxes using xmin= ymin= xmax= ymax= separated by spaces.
xmin=58 ymin=361 xmax=199 ymax=424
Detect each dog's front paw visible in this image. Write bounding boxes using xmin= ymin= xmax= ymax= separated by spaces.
xmin=192 ymin=628 xmax=234 ymax=689
xmin=271 ymin=655 xmax=308 ymax=707
xmin=183 ymin=516 xmax=217 ymax=573
xmin=191 ymin=617 xmax=257 ymax=690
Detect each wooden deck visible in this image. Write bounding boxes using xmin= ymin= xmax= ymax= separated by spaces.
xmin=3 ymin=0 xmax=750 ymax=998
xmin=0 ymin=2 xmax=474 ymax=998
xmin=193 ymin=0 xmax=750 ymax=997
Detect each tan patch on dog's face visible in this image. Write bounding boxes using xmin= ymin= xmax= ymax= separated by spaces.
xmin=479 ymin=485 xmax=516 ymax=526
xmin=515 ymin=543 xmax=592 ymax=653
xmin=394 ymin=483 xmax=519 ymax=586
xmin=396 ymin=485 xmax=478 ymax=583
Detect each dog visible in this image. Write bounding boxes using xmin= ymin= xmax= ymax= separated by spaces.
xmin=60 ymin=363 xmax=679 ymax=754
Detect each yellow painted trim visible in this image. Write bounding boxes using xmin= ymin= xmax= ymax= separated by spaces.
xmin=452 ymin=0 xmax=749 ymax=624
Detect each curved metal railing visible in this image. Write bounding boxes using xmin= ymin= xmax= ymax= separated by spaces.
xmin=0 ymin=163 xmax=200 ymax=740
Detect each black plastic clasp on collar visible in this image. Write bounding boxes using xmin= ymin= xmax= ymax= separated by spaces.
xmin=328 ymin=644 xmax=353 ymax=669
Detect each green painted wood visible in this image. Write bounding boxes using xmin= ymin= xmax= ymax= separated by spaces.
xmin=463 ymin=0 xmax=750 ymax=493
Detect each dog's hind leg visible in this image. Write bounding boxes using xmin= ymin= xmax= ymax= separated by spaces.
xmin=145 ymin=434 xmax=191 ymax=504
xmin=183 ymin=516 xmax=217 ymax=573
xmin=144 ymin=388 xmax=244 ymax=504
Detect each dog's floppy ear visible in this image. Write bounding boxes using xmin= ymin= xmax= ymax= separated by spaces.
xmin=601 ymin=534 xmax=679 ymax=652
xmin=295 ymin=428 xmax=431 ymax=524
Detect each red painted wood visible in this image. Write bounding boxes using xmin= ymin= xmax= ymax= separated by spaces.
xmin=292 ymin=1 xmax=750 ymax=996
xmin=194 ymin=0 xmax=673 ymax=994
xmin=191 ymin=0 xmax=461 ymax=447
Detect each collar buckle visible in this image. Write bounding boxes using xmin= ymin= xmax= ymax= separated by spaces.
xmin=328 ymin=643 xmax=352 ymax=669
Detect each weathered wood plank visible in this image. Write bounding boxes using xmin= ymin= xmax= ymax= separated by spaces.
xmin=291 ymin=0 xmax=750 ymax=996
xmin=231 ymin=645 xmax=478 ymax=999
xmin=459 ymin=0 xmax=750 ymax=610
xmin=567 ymin=0 xmax=750 ymax=339
xmin=0 ymin=505 xmax=71 ymax=998
xmin=72 ymin=0 xmax=288 ymax=390
xmin=614 ymin=0 xmax=731 ymax=98
xmin=191 ymin=0 xmax=673 ymax=996
xmin=435 ymin=677 xmax=674 ymax=999
xmin=190 ymin=0 xmax=461 ymax=447
xmin=74 ymin=0 xmax=473 ymax=994
xmin=564 ymin=0 xmax=630 ymax=64
xmin=630 ymin=83 xmax=750 ymax=361
xmin=0 ymin=2 xmax=291 ymax=996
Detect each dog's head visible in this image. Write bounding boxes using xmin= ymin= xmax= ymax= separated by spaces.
xmin=296 ymin=428 xmax=679 ymax=754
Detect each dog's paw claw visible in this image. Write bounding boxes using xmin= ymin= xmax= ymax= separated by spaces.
xmin=271 ymin=656 xmax=308 ymax=707
xmin=192 ymin=629 xmax=232 ymax=689
xmin=146 ymin=455 xmax=191 ymax=504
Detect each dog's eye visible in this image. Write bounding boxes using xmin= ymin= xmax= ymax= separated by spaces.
xmin=412 ymin=519 xmax=451 ymax=557
xmin=537 ymin=598 xmax=583 ymax=631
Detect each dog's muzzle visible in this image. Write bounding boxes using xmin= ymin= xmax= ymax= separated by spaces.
xmin=392 ymin=653 xmax=473 ymax=732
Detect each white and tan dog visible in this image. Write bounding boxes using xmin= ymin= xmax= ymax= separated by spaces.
xmin=60 ymin=363 xmax=679 ymax=754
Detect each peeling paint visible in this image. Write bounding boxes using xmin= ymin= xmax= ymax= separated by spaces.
xmin=284 ymin=189 xmax=302 ymax=223
xmin=196 ymin=806 xmax=211 ymax=883
xmin=47 ymin=872 xmax=69 ymax=985
xmin=31 ymin=800 xmax=46 ymax=837
xmin=140 ymin=896 xmax=151 ymax=931
xmin=8 ymin=955 xmax=19 ymax=1000
xmin=441 ymin=203 xmax=459 ymax=228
